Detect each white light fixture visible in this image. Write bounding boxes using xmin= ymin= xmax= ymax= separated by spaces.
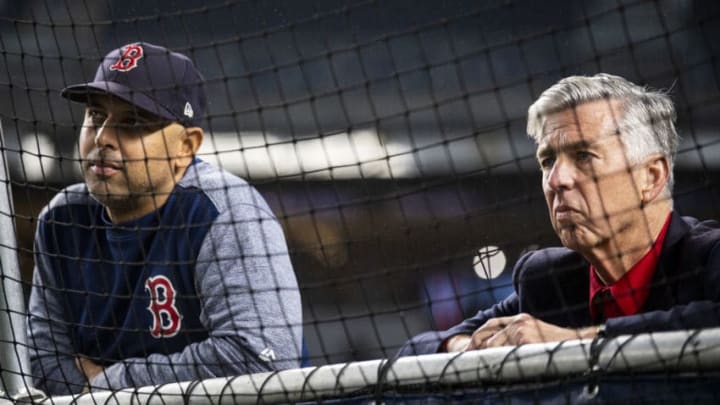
xmin=472 ymin=245 xmax=506 ymax=279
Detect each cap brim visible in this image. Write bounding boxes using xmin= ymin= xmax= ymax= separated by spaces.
xmin=61 ymin=81 xmax=177 ymax=122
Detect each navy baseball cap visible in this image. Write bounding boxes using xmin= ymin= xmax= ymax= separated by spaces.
xmin=62 ymin=42 xmax=206 ymax=127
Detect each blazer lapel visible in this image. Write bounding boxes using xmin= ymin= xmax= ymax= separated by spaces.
xmin=643 ymin=212 xmax=691 ymax=311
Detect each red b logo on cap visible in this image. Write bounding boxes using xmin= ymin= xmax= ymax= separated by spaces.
xmin=109 ymin=44 xmax=144 ymax=72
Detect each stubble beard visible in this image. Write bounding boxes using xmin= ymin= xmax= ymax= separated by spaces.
xmin=85 ymin=171 xmax=153 ymax=214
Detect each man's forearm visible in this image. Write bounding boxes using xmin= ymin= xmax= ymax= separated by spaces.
xmin=90 ymin=335 xmax=271 ymax=390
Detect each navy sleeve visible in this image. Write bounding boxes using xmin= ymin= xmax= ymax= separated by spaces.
xmin=28 ymin=210 xmax=87 ymax=395
xmin=396 ymin=293 xmax=519 ymax=356
xmin=396 ymin=252 xmax=535 ymax=356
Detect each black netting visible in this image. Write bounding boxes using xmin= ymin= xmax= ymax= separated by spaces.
xmin=1 ymin=0 xmax=720 ymax=402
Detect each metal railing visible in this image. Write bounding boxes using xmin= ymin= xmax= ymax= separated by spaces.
xmin=39 ymin=327 xmax=720 ymax=404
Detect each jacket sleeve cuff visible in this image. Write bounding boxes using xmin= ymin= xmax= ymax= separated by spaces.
xmin=90 ymin=362 xmax=127 ymax=391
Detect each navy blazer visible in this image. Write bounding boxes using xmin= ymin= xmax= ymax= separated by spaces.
xmin=399 ymin=213 xmax=720 ymax=356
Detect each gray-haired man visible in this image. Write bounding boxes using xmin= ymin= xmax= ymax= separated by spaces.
xmin=400 ymin=73 xmax=720 ymax=356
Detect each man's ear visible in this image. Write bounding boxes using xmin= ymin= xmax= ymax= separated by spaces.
xmin=178 ymin=127 xmax=204 ymax=163
xmin=640 ymin=154 xmax=670 ymax=204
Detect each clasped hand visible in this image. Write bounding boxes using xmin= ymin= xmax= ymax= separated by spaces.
xmin=445 ymin=313 xmax=598 ymax=352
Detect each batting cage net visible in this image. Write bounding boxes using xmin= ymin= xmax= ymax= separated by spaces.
xmin=1 ymin=0 xmax=720 ymax=403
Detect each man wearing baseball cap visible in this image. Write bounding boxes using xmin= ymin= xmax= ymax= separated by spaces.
xmin=27 ymin=42 xmax=303 ymax=395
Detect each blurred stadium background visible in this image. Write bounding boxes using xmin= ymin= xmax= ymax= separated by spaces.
xmin=1 ymin=0 xmax=719 ymax=374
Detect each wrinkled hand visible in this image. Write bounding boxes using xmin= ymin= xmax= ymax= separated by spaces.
xmin=463 ymin=313 xmax=597 ymax=351
xmin=75 ymin=356 xmax=105 ymax=388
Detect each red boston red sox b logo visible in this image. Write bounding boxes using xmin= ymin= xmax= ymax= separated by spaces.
xmin=145 ymin=275 xmax=183 ymax=338
xmin=109 ymin=44 xmax=144 ymax=72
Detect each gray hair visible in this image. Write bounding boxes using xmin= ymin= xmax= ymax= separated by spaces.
xmin=526 ymin=73 xmax=679 ymax=193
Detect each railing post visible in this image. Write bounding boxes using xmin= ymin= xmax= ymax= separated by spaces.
xmin=0 ymin=121 xmax=44 ymax=401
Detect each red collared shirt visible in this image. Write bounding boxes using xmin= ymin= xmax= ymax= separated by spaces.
xmin=589 ymin=213 xmax=672 ymax=322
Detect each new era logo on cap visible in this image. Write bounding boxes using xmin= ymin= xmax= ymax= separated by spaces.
xmin=61 ymin=42 xmax=207 ymax=128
